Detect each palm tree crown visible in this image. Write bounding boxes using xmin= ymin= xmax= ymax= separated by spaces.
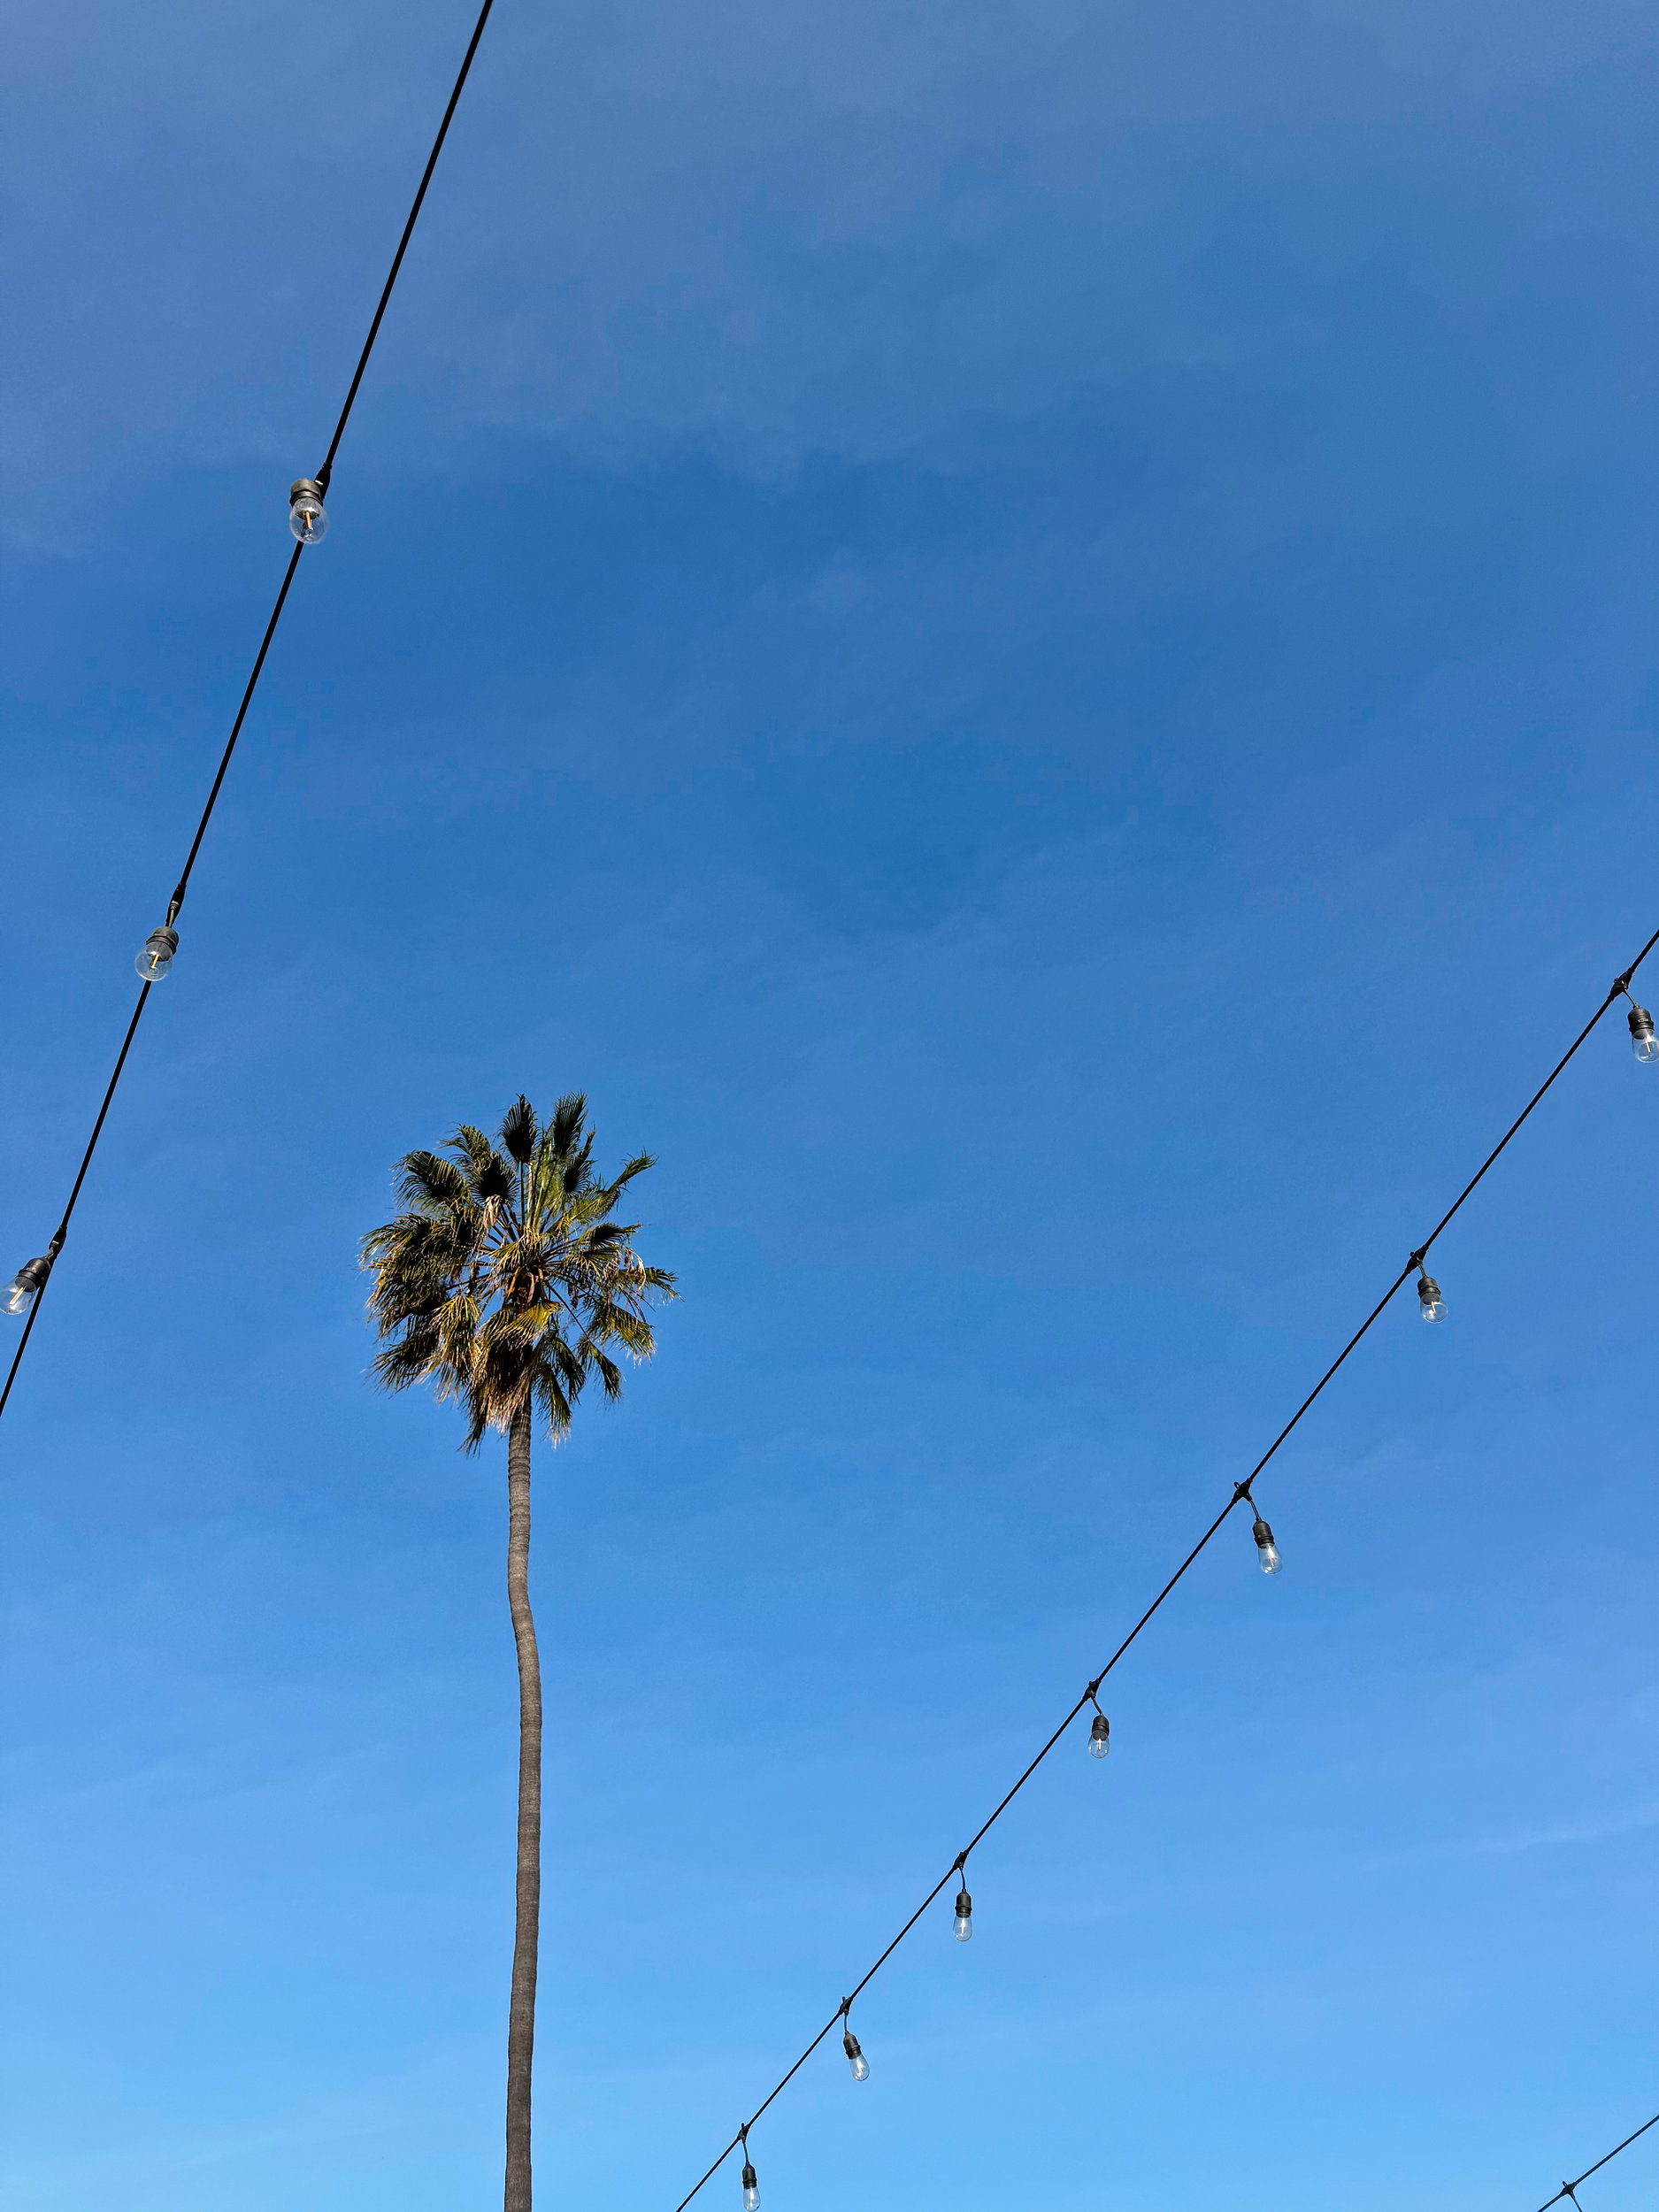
xmin=362 ymin=1092 xmax=676 ymax=1444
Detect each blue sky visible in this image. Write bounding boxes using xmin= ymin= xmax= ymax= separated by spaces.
xmin=3 ymin=1 xmax=1658 ymax=2207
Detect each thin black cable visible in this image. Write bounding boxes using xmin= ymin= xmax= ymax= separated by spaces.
xmin=0 ymin=0 xmax=501 ymax=1427
xmin=669 ymin=927 xmax=1659 ymax=2212
xmin=319 ymin=0 xmax=498 ymax=481
xmin=1532 ymin=2107 xmax=1659 ymax=2211
xmin=167 ymin=541 xmax=304 ymax=916
xmin=0 ymin=982 xmax=151 ymax=1421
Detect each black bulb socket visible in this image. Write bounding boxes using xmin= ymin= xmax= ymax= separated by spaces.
xmin=842 ymin=2029 xmax=862 ymax=2058
xmin=955 ymin=1886 xmax=972 ymax=1916
xmin=144 ymin=926 xmax=180 ymax=957
xmin=289 ymin=477 xmax=325 ymax=508
xmin=1252 ymin=1515 xmax=1275 ymax=1551
xmin=741 ymin=2162 xmax=757 ymax=2189
xmin=1631 ymin=1003 xmax=1655 ymax=1044
xmin=1089 ymin=1711 xmax=1110 ymax=1743
xmin=13 ymin=1253 xmax=54 ymax=1295
xmin=1417 ymin=1272 xmax=1442 ymax=1307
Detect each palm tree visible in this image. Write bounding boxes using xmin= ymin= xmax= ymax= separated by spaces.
xmin=361 ymin=1093 xmax=675 ymax=2212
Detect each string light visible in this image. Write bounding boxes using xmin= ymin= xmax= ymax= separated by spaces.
xmin=738 ymin=2129 xmax=759 ymax=2211
xmin=288 ymin=477 xmax=329 ymax=544
xmin=134 ymin=925 xmax=179 ymax=983
xmin=666 ymin=929 xmax=1659 ymax=2212
xmin=1250 ymin=1510 xmax=1283 ymax=1574
xmin=839 ymin=2001 xmax=869 ymax=2082
xmin=3 ymin=1248 xmax=57 ymax=1320
xmin=1626 ymin=997 xmax=1657 ymax=1062
xmin=1087 ymin=1696 xmax=1110 ymax=1759
xmin=1416 ymin=1265 xmax=1448 ymax=1324
xmin=0 ymin=0 xmax=501 ymax=1430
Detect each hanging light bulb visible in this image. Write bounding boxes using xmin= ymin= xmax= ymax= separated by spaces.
xmin=3 ymin=1253 xmax=53 ymax=1318
xmin=1629 ymin=1002 xmax=1658 ymax=1063
xmin=288 ymin=477 xmax=329 ymax=543
xmin=1417 ymin=1271 xmax=1447 ymax=1323
xmin=1088 ymin=1709 xmax=1110 ymax=1759
xmin=953 ymin=1884 xmax=973 ymax=1941
xmin=740 ymin=2158 xmax=759 ymax=2211
xmin=842 ymin=2026 xmax=869 ymax=2082
xmin=134 ymin=926 xmax=179 ymax=983
xmin=1251 ymin=1513 xmax=1282 ymax=1575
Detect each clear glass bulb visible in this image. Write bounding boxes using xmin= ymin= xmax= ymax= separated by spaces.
xmin=134 ymin=926 xmax=177 ymax=983
xmin=1252 ymin=1517 xmax=1282 ymax=1574
xmin=1088 ymin=1712 xmax=1110 ymax=1758
xmin=1417 ymin=1275 xmax=1447 ymax=1323
xmin=4 ymin=1255 xmax=50 ymax=1318
xmin=289 ymin=489 xmax=328 ymax=543
xmin=953 ymin=1889 xmax=972 ymax=1941
xmin=1630 ymin=1005 xmax=1658 ymax=1062
xmin=741 ymin=2162 xmax=759 ymax=2211
xmin=843 ymin=2032 xmax=869 ymax=2082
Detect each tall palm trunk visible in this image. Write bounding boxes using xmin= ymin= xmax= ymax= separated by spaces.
xmin=504 ymin=1405 xmax=541 ymax=2212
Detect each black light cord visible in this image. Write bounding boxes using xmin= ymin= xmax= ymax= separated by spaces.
xmin=1533 ymin=2106 xmax=1659 ymax=2212
xmin=670 ymin=926 xmax=1659 ymax=2212
xmin=0 ymin=987 xmax=152 ymax=1420
xmin=167 ymin=541 xmax=307 ymax=926
xmin=0 ymin=0 xmax=500 ymax=1429
xmin=319 ymin=0 xmax=498 ymax=483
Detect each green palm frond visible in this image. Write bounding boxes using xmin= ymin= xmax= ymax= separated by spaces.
xmin=548 ymin=1092 xmax=588 ymax=1165
xmin=361 ymin=1093 xmax=676 ymax=1448
xmin=499 ymin=1094 xmax=539 ymax=1166
xmin=449 ymin=1124 xmax=514 ymax=1203
xmin=532 ymin=1368 xmax=575 ymax=1436
xmin=397 ymin=1150 xmax=476 ymax=1215
xmin=605 ymin=1152 xmax=657 ymax=1200
xmin=590 ymin=1348 xmax=623 ymax=1398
